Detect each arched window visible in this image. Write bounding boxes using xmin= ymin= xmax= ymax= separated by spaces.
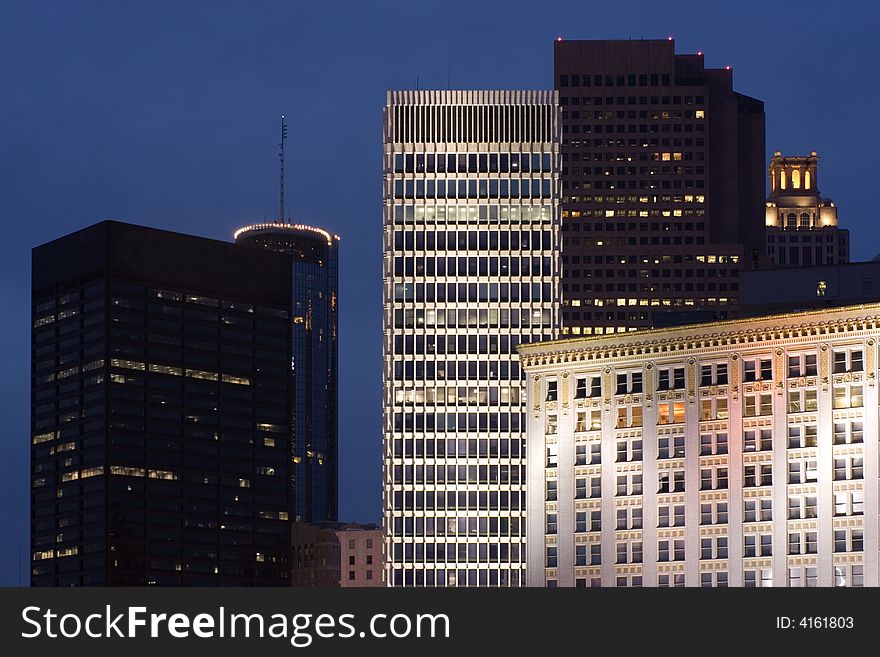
xmin=804 ymin=170 xmax=811 ymax=189
xmin=780 ymin=170 xmax=787 ymax=189
xmin=787 ymin=212 xmax=797 ymax=228
xmin=791 ymin=169 xmax=801 ymax=189
xmin=799 ymin=212 xmax=810 ymax=228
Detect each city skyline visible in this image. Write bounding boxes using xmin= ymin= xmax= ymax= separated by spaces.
xmin=3 ymin=1 xmax=880 ymax=585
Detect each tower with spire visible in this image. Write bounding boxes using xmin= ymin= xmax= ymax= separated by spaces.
xmin=233 ymin=118 xmax=340 ymax=525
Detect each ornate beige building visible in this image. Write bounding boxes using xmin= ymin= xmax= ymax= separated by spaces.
xmin=765 ymin=151 xmax=849 ymax=266
xmin=519 ymin=303 xmax=879 ymax=587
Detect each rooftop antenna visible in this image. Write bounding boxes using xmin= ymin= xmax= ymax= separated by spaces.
xmin=279 ymin=114 xmax=288 ymax=224
xmin=447 ymin=64 xmax=451 ymax=89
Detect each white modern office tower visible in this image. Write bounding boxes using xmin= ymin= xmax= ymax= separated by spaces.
xmin=383 ymin=90 xmax=560 ymax=586
xmin=520 ymin=303 xmax=880 ymax=587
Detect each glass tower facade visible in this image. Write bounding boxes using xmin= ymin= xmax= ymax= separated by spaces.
xmin=234 ymin=223 xmax=339 ymax=523
xmin=31 ymin=221 xmax=293 ymax=586
xmin=383 ymin=90 xmax=560 ymax=586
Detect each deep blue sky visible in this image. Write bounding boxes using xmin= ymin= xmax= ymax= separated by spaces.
xmin=1 ymin=0 xmax=877 ymax=585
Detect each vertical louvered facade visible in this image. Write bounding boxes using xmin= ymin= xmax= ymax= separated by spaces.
xmin=383 ymin=90 xmax=560 ymax=586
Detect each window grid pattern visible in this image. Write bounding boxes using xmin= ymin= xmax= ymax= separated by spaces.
xmin=384 ymin=90 xmax=560 ymax=587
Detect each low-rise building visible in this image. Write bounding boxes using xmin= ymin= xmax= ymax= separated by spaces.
xmin=338 ymin=523 xmax=384 ymax=587
xmin=292 ymin=521 xmax=383 ymax=587
xmin=764 ymin=151 xmax=849 ymax=267
xmin=291 ymin=522 xmax=340 ymax=587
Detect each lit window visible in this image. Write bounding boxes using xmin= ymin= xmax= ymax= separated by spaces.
xmin=833 ymin=385 xmax=863 ymax=409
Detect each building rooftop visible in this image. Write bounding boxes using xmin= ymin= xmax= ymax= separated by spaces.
xmin=518 ymin=302 xmax=880 ymax=361
xmin=233 ymin=221 xmax=340 ymax=245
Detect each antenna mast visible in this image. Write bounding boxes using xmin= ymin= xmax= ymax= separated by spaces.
xmin=279 ymin=115 xmax=288 ymax=223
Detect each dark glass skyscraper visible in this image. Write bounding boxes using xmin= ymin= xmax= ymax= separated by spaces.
xmin=234 ymin=223 xmax=339 ymax=523
xmin=31 ymin=221 xmax=294 ymax=586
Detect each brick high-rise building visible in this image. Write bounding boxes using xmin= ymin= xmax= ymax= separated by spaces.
xmin=554 ymin=39 xmax=765 ymax=335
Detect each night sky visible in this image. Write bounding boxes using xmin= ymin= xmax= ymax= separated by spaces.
xmin=2 ymin=0 xmax=878 ymax=585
